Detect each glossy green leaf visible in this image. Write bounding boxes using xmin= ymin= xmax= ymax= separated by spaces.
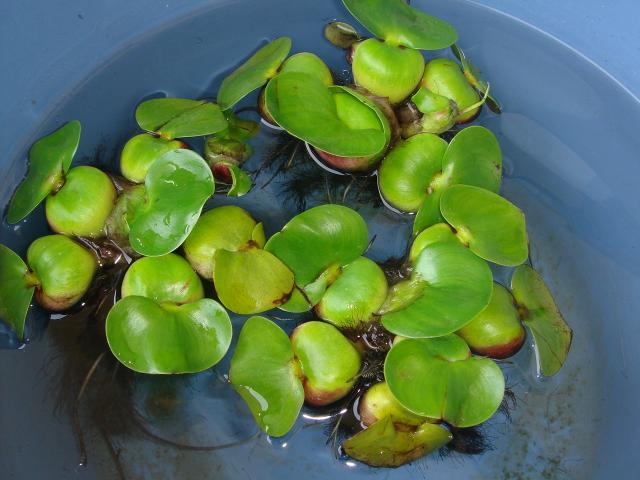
xmin=413 ymin=190 xmax=445 ymax=235
xmin=229 ymin=316 xmax=305 ymax=437
xmin=451 ymin=44 xmax=502 ymax=114
xmin=440 ymin=185 xmax=528 ymax=266
xmin=264 ymin=204 xmax=369 ymax=288
xmin=135 ymin=98 xmax=227 ymax=139
xmin=183 ymin=206 xmax=262 ymax=280
xmin=385 ymin=335 xmax=505 ymax=427
xmin=121 ymin=254 xmax=204 ymax=304
xmin=382 ymin=241 xmax=492 ymax=338
xmin=457 ymin=283 xmax=526 ymax=359
xmin=226 ymin=163 xmax=253 ymax=197
xmin=7 ymin=121 xmax=81 ymax=224
xmin=342 ymin=0 xmax=457 ymax=50
xmin=291 ymin=321 xmax=361 ymax=406
xmin=378 ymin=133 xmax=447 ymax=212
xmin=280 ymin=52 xmax=333 ymax=86
xmin=213 ymin=246 xmax=294 ymax=314
xmin=0 ymin=245 xmax=35 ymax=340
xmin=409 ymin=223 xmax=458 ymax=263
xmin=27 ymin=235 xmax=97 ymax=311
xmin=316 ymin=257 xmax=388 ymax=328
xmin=343 ymin=417 xmax=452 ymax=467
xmin=128 ymin=149 xmax=214 ymax=257
xmin=359 ymin=382 xmax=428 ymax=427
xmin=106 ymin=296 xmax=232 ymax=374
xmin=120 ymin=133 xmax=186 ymax=183
xmin=422 ymin=58 xmax=480 ymax=123
xmin=264 ymin=72 xmax=387 ymax=157
xmin=45 ymin=166 xmax=117 ymax=238
xmin=217 ymin=37 xmax=292 ymax=111
xmin=511 ymin=265 xmax=573 ymax=376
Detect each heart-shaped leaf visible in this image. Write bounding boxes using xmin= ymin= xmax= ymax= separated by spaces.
xmin=0 ymin=245 xmax=35 ymax=340
xmin=7 ymin=121 xmax=81 ymax=224
xmin=120 ymin=133 xmax=186 ymax=183
xmin=128 ymin=149 xmax=214 ymax=257
xmin=264 ymin=204 xmax=369 ymax=288
xmin=342 ymin=0 xmax=457 ymax=50
xmin=27 ymin=235 xmax=97 ymax=311
xmin=451 ymin=44 xmax=502 ymax=114
xmin=511 ymin=265 xmax=572 ymax=376
xmin=264 ymin=72 xmax=387 ymax=157
xmin=457 ymin=282 xmax=526 ymax=359
xmin=291 ymin=321 xmax=361 ymax=406
xmin=229 ymin=316 xmax=304 ymax=437
xmin=378 ymin=133 xmax=447 ymax=212
xmin=385 ymin=335 xmax=505 ymax=427
xmin=106 ymin=296 xmax=232 ymax=374
xmin=136 ymin=98 xmax=227 ymax=139
xmin=440 ymin=185 xmax=528 ymax=266
xmin=280 ymin=52 xmax=334 ymax=86
xmin=343 ymin=417 xmax=452 ymax=467
xmin=213 ymin=246 xmax=294 ymax=314
xmin=409 ymin=223 xmax=458 ymax=263
xmin=381 ymin=241 xmax=492 ymax=338
xmin=316 ymin=257 xmax=388 ymax=327
xmin=217 ymin=37 xmax=292 ymax=111
xmin=183 ymin=206 xmax=264 ymax=280
xmin=121 ymin=254 xmax=204 ymax=304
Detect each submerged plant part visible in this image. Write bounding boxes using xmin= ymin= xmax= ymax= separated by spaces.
xmin=106 ymin=254 xmax=232 ymax=374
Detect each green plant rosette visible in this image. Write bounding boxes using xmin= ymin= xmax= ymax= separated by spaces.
xmin=127 ymin=149 xmax=215 ymax=257
xmin=120 ymin=133 xmax=186 ymax=183
xmin=457 ymin=282 xmax=526 ymax=359
xmin=421 ymin=58 xmax=480 ymax=123
xmin=135 ymin=98 xmax=227 ymax=140
xmin=0 ymin=245 xmax=36 ymax=340
xmin=290 ymin=321 xmax=361 ymax=406
xmin=7 ymin=120 xmax=81 ymax=224
xmin=106 ymin=253 xmax=231 ymax=374
xmin=263 ymin=72 xmax=387 ymax=158
xmin=385 ymin=334 xmax=505 ymax=427
xmin=265 ymin=204 xmax=369 ymax=302
xmin=27 ymin=235 xmax=98 ymax=311
xmin=316 ymin=256 xmax=388 ymax=328
xmin=342 ymin=0 xmax=457 ymax=50
xmin=279 ymin=52 xmax=333 ymax=86
xmin=511 ymin=265 xmax=573 ymax=376
xmin=229 ymin=316 xmax=305 ymax=437
xmin=351 ymin=38 xmax=425 ymax=105
xmin=183 ymin=206 xmax=265 ymax=280
xmin=413 ymin=125 xmax=502 ymax=233
xmin=343 ymin=416 xmax=452 ymax=468
xmin=440 ymin=184 xmax=528 ymax=266
xmin=217 ymin=37 xmax=292 ymax=111
xmin=358 ymin=381 xmax=428 ymax=427
xmin=45 ymin=166 xmax=117 ymax=238
xmin=404 ymin=87 xmax=459 ymax=136
xmin=380 ymin=241 xmax=492 ymax=338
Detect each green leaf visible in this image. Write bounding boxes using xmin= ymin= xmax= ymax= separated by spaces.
xmin=264 ymin=204 xmax=369 ymax=288
xmin=27 ymin=235 xmax=97 ymax=311
xmin=457 ymin=283 xmax=526 ymax=359
xmin=213 ymin=246 xmax=294 ymax=314
xmin=382 ymin=241 xmax=492 ymax=338
xmin=358 ymin=381 xmax=428 ymax=427
xmin=264 ymin=72 xmax=387 ymax=157
xmin=451 ymin=44 xmax=502 ymax=114
xmin=229 ymin=316 xmax=304 ymax=437
xmin=280 ymin=52 xmax=333 ymax=86
xmin=409 ymin=223 xmax=458 ymax=263
xmin=342 ymin=0 xmax=457 ymax=50
xmin=440 ymin=185 xmax=529 ymax=266
xmin=511 ymin=265 xmax=573 ymax=376
xmin=135 ymin=98 xmax=227 ymax=139
xmin=128 ymin=149 xmax=214 ymax=257
xmin=343 ymin=417 xmax=452 ymax=467
xmin=413 ymin=190 xmax=445 ymax=235
xmin=121 ymin=254 xmax=204 ymax=305
xmin=378 ymin=133 xmax=447 ymax=212
xmin=120 ymin=133 xmax=186 ymax=183
xmin=422 ymin=58 xmax=480 ymax=123
xmin=291 ymin=321 xmax=361 ymax=406
xmin=385 ymin=335 xmax=505 ymax=427
xmin=226 ymin=163 xmax=253 ymax=197
xmin=217 ymin=37 xmax=292 ymax=111
xmin=0 ymin=245 xmax=35 ymax=340
xmin=106 ymin=296 xmax=232 ymax=374
xmin=7 ymin=121 xmax=81 ymax=224
xmin=316 ymin=257 xmax=388 ymax=328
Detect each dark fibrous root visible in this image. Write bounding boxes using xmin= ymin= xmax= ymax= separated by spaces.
xmin=499 ymin=386 xmax=518 ymax=423
xmin=444 ymin=425 xmax=493 ymax=456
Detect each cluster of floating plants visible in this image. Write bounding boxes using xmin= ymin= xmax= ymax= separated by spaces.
xmin=0 ymin=0 xmax=573 ymax=471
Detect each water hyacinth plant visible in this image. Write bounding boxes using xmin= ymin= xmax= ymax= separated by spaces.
xmin=0 ymin=0 xmax=574 ymax=472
